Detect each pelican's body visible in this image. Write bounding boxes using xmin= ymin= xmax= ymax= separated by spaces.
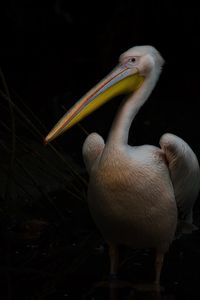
xmin=84 ymin=133 xmax=199 ymax=253
xmin=86 ymin=140 xmax=176 ymax=250
xmin=45 ymin=45 xmax=200 ymax=283
xmin=87 ymin=141 xmax=177 ymax=252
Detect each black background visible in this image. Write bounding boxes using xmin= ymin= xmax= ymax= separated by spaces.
xmin=0 ymin=1 xmax=200 ymax=299
xmin=0 ymin=0 xmax=200 ymax=151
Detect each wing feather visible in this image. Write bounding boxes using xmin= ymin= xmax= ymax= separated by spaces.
xmin=160 ymin=133 xmax=200 ymax=225
xmin=82 ymin=132 xmax=105 ymax=174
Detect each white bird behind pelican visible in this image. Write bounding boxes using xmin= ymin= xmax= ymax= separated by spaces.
xmin=45 ymin=45 xmax=200 ymax=284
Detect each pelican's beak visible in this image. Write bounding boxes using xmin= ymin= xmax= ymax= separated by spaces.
xmin=45 ymin=65 xmax=144 ymax=143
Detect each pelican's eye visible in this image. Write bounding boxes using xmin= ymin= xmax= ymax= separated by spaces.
xmin=129 ymin=57 xmax=136 ymax=63
xmin=126 ymin=57 xmax=137 ymax=67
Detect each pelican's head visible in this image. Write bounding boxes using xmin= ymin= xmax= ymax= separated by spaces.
xmin=45 ymin=45 xmax=164 ymax=143
xmin=120 ymin=46 xmax=164 ymax=76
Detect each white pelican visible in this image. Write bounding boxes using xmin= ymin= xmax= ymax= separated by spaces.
xmin=45 ymin=46 xmax=200 ymax=284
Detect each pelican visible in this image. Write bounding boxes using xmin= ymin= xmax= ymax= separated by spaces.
xmin=45 ymin=46 xmax=200 ymax=284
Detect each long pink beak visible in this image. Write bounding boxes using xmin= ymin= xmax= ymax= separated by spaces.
xmin=45 ymin=64 xmax=143 ymax=143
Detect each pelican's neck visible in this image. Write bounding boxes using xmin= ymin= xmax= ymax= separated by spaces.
xmin=107 ymin=70 xmax=160 ymax=146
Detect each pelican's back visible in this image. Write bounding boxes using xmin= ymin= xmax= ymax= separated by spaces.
xmin=160 ymin=133 xmax=200 ymax=229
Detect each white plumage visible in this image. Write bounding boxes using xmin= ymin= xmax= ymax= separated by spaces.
xmin=82 ymin=46 xmax=200 ymax=283
xmin=45 ymin=45 xmax=200 ymax=284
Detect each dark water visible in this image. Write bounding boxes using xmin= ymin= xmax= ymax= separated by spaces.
xmin=73 ymin=232 xmax=200 ymax=300
xmin=1 ymin=190 xmax=199 ymax=300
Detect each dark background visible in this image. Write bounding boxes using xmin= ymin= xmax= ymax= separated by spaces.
xmin=0 ymin=1 xmax=200 ymax=299
xmin=1 ymin=0 xmax=200 ymax=150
